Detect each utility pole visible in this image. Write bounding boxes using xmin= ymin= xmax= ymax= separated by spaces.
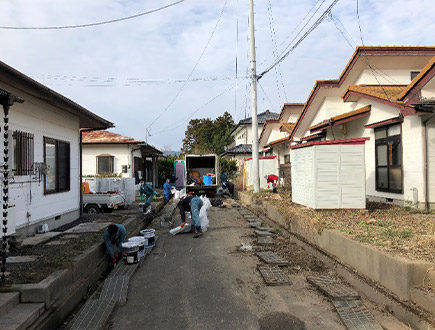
xmin=249 ymin=0 xmax=260 ymax=192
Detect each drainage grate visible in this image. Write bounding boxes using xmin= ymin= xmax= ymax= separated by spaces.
xmin=307 ymin=276 xmax=360 ymax=300
xmin=100 ymin=275 xmax=129 ymax=304
xmin=258 ymin=265 xmax=292 ymax=286
xmin=257 ymin=237 xmax=274 ymax=246
xmin=71 ymin=298 xmax=116 ymax=330
xmin=256 ymin=251 xmax=289 ymax=266
xmin=255 ymin=230 xmax=273 ymax=237
xmin=332 ymin=300 xmax=383 ymax=330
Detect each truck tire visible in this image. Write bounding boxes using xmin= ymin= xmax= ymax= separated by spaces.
xmin=85 ymin=204 xmax=100 ymax=214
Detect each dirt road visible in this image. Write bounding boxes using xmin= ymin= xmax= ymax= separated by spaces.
xmin=106 ymin=201 xmax=408 ymax=330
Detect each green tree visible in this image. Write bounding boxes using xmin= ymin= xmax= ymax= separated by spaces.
xmin=182 ymin=112 xmax=235 ymax=155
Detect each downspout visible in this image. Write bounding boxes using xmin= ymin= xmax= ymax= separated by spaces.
xmin=79 ymin=127 xmax=107 ymax=217
xmin=423 ymin=113 xmax=435 ymax=211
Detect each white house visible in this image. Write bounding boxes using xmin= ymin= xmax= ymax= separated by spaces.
xmin=258 ymin=103 xmax=304 ymax=186
xmin=290 ymin=46 xmax=435 ymax=209
xmin=0 ymin=60 xmax=113 ymax=237
xmin=82 ymin=130 xmax=162 ymax=187
xmin=221 ymin=110 xmax=279 ymax=167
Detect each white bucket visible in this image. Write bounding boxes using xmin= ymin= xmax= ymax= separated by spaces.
xmin=121 ymin=241 xmax=139 ymax=264
xmin=128 ymin=236 xmax=146 ymax=259
xmin=140 ymin=229 xmax=155 ymax=247
xmin=139 ymin=203 xmax=145 ymax=212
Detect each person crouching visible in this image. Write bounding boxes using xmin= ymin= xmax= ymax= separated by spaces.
xmin=103 ymin=224 xmax=126 ymax=270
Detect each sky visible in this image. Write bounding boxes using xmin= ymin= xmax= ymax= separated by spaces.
xmin=0 ymin=0 xmax=434 ymax=151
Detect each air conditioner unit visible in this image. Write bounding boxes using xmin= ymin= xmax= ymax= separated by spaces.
xmin=1 ymin=204 xmax=16 ymax=236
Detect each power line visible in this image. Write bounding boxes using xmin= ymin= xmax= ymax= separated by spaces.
xmin=0 ymin=0 xmax=185 ymax=30
xmin=259 ymin=0 xmax=341 ymax=80
xmin=28 ymin=72 xmax=248 ymax=86
xmin=151 ymin=83 xmax=236 ymax=136
xmin=146 ymin=0 xmax=229 ymax=130
xmin=257 ymin=0 xmax=325 ymax=69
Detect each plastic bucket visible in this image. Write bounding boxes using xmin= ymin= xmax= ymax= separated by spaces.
xmin=128 ymin=236 xmax=146 ymax=259
xmin=140 ymin=229 xmax=155 ymax=247
xmin=122 ymin=241 xmax=139 ymax=264
xmin=139 ymin=203 xmax=145 ymax=212
xmin=203 ymin=175 xmax=211 ymax=186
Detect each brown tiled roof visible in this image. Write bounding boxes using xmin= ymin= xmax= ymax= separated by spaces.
xmin=309 ymin=105 xmax=371 ymax=132
xmin=280 ymin=123 xmax=296 ymax=134
xmin=344 ymin=85 xmax=407 ymax=103
xmin=290 ymin=46 xmax=435 ymax=141
xmin=268 ymin=136 xmax=289 ymax=146
xmin=82 ymin=130 xmax=143 ymax=144
xmin=398 ymin=55 xmax=435 ymax=101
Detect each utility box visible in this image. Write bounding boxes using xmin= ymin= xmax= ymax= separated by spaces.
xmin=290 ymin=139 xmax=367 ymax=209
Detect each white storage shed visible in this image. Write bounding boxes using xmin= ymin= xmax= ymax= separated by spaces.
xmin=290 ymin=139 xmax=368 ymax=209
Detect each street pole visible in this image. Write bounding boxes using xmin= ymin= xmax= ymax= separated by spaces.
xmin=249 ymin=0 xmax=260 ymax=192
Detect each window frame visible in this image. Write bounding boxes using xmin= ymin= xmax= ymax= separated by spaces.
xmin=43 ymin=137 xmax=70 ymax=195
xmin=12 ymin=130 xmax=34 ymax=176
xmin=374 ymin=124 xmax=403 ymax=194
xmin=97 ymin=155 xmax=115 ymax=174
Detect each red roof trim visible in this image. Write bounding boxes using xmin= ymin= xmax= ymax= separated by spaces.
xmin=300 ymin=132 xmax=325 ymax=141
xmin=364 ymin=117 xmax=403 ymax=128
xmin=290 ymin=47 xmax=435 ymax=141
xmin=289 ymin=138 xmax=370 ymax=149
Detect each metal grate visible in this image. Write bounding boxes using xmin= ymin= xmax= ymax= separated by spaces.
xmin=307 ymin=276 xmax=360 ymax=300
xmin=100 ymin=275 xmax=129 ymax=305
xmin=258 ymin=265 xmax=292 ymax=286
xmin=256 ymin=251 xmax=289 ymax=266
xmin=332 ymin=300 xmax=383 ymax=330
xmin=257 ymin=237 xmax=274 ymax=246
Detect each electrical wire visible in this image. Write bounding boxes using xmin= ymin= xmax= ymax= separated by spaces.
xmin=257 ymin=0 xmax=325 ymax=69
xmin=28 ymin=73 xmax=247 ymax=86
xmin=151 ymin=83 xmax=236 ymax=136
xmin=258 ymin=80 xmax=276 ymax=112
xmin=267 ymin=0 xmax=287 ymax=103
xmin=0 ymin=0 xmax=185 ymax=30
xmin=146 ymin=0 xmax=229 ymax=131
xmin=259 ymin=0 xmax=341 ymax=80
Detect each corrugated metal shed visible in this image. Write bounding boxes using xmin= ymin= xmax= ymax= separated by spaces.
xmin=290 ymin=139 xmax=368 ymax=209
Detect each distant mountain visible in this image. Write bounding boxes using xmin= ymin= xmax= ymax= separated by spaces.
xmin=163 ymin=150 xmax=182 ymax=156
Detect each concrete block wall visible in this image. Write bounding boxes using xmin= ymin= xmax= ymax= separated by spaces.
xmin=239 ymin=192 xmax=435 ymax=310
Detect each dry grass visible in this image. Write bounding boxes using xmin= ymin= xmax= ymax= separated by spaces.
xmin=249 ymin=189 xmax=435 ymax=264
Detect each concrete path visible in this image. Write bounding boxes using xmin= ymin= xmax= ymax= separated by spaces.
xmin=106 ymin=203 xmax=348 ymax=330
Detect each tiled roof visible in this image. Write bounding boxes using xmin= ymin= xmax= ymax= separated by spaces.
xmin=290 ymin=46 xmax=435 ymax=141
xmin=309 ymin=105 xmax=371 ymax=132
xmin=268 ymin=136 xmax=290 ymax=146
xmin=220 ymin=144 xmax=252 ymax=156
xmin=82 ymin=130 xmax=143 ymax=144
xmin=280 ymin=123 xmax=296 ymax=134
xmin=238 ymin=110 xmax=279 ymax=125
xmin=343 ymin=85 xmax=407 ymax=103
xmin=398 ymin=55 xmax=435 ymax=101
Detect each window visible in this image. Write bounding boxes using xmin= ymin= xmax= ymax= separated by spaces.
xmin=44 ymin=137 xmax=70 ymax=194
xmin=284 ymin=154 xmax=290 ymax=164
xmin=12 ymin=131 xmax=34 ymax=175
xmin=410 ymin=71 xmax=420 ymax=80
xmin=375 ymin=124 xmax=402 ymax=193
xmin=97 ymin=155 xmax=114 ymax=174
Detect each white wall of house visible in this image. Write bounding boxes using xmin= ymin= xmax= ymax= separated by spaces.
xmin=310 ymin=97 xmax=348 ymax=130
xmin=341 ymin=100 xmax=426 ymax=206
xmin=233 ymin=125 xmax=263 ymax=146
xmin=422 ymin=77 xmax=435 ymax=99
xmin=0 ymin=83 xmax=81 ymax=234
xmin=82 ymin=144 xmax=141 ymax=178
xmin=355 ymin=69 xmax=416 ymax=85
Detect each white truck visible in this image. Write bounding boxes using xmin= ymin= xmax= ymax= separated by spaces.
xmin=83 ymin=193 xmax=125 ymax=213
xmin=183 ymin=154 xmax=219 ymax=196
